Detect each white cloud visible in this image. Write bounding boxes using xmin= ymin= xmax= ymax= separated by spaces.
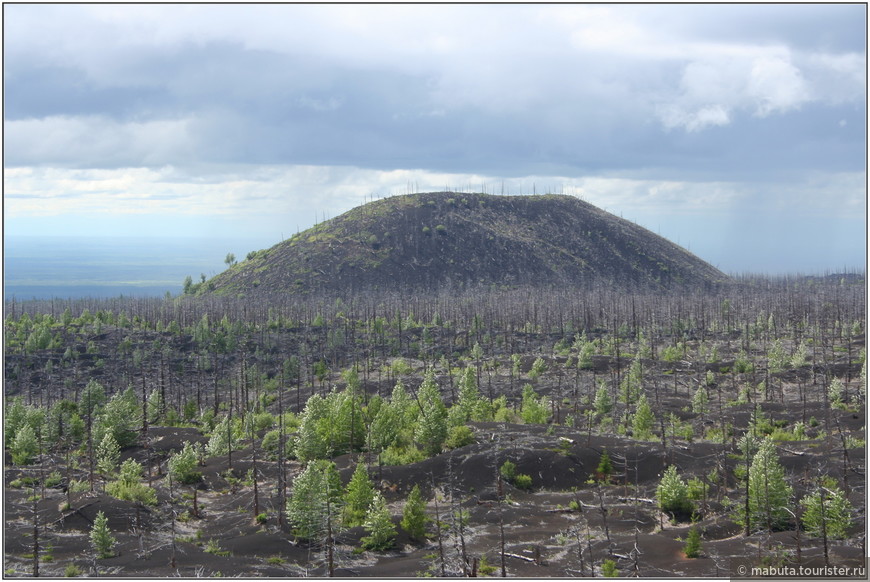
xmin=5 ymin=115 xmax=196 ymax=168
xmin=658 ymin=103 xmax=731 ymax=133
xmin=747 ymin=56 xmax=809 ymax=116
xmin=654 ymin=49 xmax=821 ymax=132
xmin=802 ymin=51 xmax=866 ymax=104
xmin=3 ymin=164 xmax=750 ymax=224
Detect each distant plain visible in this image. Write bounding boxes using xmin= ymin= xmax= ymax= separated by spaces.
xmin=4 ymin=236 xmax=265 ymax=299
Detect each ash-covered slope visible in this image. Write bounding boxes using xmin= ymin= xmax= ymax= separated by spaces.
xmin=203 ymin=192 xmax=727 ymax=296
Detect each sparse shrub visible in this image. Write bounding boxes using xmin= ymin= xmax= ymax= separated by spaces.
xmin=414 ymin=371 xmax=448 ymax=456
xmin=828 ymin=377 xmax=846 ymax=409
xmin=657 ymin=466 xmax=693 ymax=520
xmin=577 ymin=338 xmax=595 ymax=370
xmin=361 ymin=492 xmax=397 ymax=551
xmin=800 ymin=485 xmax=853 ymax=539
xmin=750 ymin=405 xmax=776 ymax=436
xmin=106 ymin=459 xmax=157 ymax=506
xmin=734 ymin=351 xmax=754 ymax=374
xmin=167 ymin=441 xmax=202 ymax=485
xmin=767 ymin=339 xmax=788 ymax=373
xmin=513 ymin=474 xmax=533 ymax=490
xmin=770 ymin=422 xmax=806 ymax=441
xmin=684 ymin=525 xmax=702 ymax=558
xmin=692 ymin=385 xmax=709 ymax=415
xmin=261 ymin=429 xmax=294 ymax=460
xmin=286 ymin=460 xmax=343 ymax=541
xmin=10 ymin=477 xmax=35 ymax=489
xmin=89 ymin=511 xmax=116 ymax=559
xmin=204 ymin=538 xmax=231 ymax=557
xmin=790 ymin=341 xmax=807 ymax=368
xmin=511 ymin=354 xmax=522 ymax=376
xmin=529 ymin=357 xmax=547 ymax=380
xmin=632 ymin=394 xmax=655 ymax=440
xmin=594 ymin=382 xmax=612 ymax=416
xmin=379 ymin=444 xmax=425 ymax=466
xmin=64 ymin=564 xmax=82 ymax=577
xmin=499 ymin=460 xmax=517 ymax=482
xmin=601 ymin=559 xmax=618 ymax=577
xmin=596 ymin=450 xmax=613 ymax=482
xmin=444 ymin=425 xmax=475 ymax=449
xmin=520 ymin=385 xmax=548 ymax=424
xmin=661 ymin=344 xmax=682 ymax=363
xmin=390 ymin=358 xmax=414 ymax=376
xmin=69 ymin=480 xmax=89 ymax=493
xmin=746 ymin=438 xmax=794 ymax=532
xmin=401 ymin=484 xmax=430 ymax=541
xmin=207 ymin=416 xmax=237 ymax=458
xmin=620 ymin=356 xmax=643 ymax=405
xmin=11 ymin=424 xmax=38 ymax=466
xmin=343 ymin=463 xmax=375 ymax=528
xmin=478 ymin=554 xmax=497 ymax=576
xmin=844 ymin=435 xmax=865 ymax=449
xmin=686 ymin=477 xmax=707 ymax=501
xmin=492 ymin=395 xmax=515 ymax=422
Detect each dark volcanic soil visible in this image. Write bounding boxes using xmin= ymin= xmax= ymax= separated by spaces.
xmin=5 ymin=412 xmax=865 ymax=578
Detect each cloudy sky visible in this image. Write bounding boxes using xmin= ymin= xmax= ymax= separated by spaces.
xmin=5 ymin=3 xmax=866 ymax=274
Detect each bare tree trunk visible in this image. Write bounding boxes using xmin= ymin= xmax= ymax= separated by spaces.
xmin=597 ymin=483 xmax=611 ymax=548
xmin=820 ymin=484 xmax=829 ymax=567
xmin=326 ymin=497 xmax=335 ymax=577
xmin=31 ymin=485 xmax=40 ymax=578
xmin=250 ymin=416 xmax=260 ymax=518
xmin=432 ymin=475 xmax=446 ymax=577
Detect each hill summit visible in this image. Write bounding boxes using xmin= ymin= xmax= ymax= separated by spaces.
xmin=203 ymin=192 xmax=727 ymax=296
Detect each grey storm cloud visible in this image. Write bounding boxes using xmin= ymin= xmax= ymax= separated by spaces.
xmin=5 ymin=3 xmax=865 ymax=183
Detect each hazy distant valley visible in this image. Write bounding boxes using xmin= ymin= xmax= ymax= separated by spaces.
xmin=4 ymin=236 xmax=264 ymax=300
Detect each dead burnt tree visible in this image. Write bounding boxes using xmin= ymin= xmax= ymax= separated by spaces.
xmin=494 ymin=436 xmax=507 ymax=577
xmin=430 ymin=473 xmax=447 ymax=577
xmin=833 ymin=416 xmax=853 ymax=498
xmin=248 ymin=406 xmax=261 ymax=518
xmin=23 ymin=438 xmax=51 ymax=579
xmin=446 ymin=454 xmax=471 ymax=576
xmin=596 ymin=482 xmax=612 ymax=550
xmin=276 ymin=361 xmax=290 ymax=528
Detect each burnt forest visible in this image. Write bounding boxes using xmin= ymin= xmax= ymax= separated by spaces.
xmin=3 ymin=193 xmax=866 ymax=578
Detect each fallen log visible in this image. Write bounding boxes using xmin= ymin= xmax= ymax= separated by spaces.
xmin=616 ymin=497 xmax=657 ymax=505
xmin=504 ymin=552 xmax=537 ymax=563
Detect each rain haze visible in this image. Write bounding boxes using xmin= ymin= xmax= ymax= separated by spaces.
xmin=4 ymin=4 xmax=866 ymax=297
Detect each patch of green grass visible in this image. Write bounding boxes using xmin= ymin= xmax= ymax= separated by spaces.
xmin=478 ymin=554 xmax=497 ymax=576
xmin=9 ymin=476 xmax=38 ymax=488
xmin=204 ymin=538 xmax=231 ymax=557
xmin=64 ymin=564 xmax=82 ymax=577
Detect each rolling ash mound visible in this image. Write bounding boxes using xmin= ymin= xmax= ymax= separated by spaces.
xmin=202 ymin=192 xmax=727 ymax=297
